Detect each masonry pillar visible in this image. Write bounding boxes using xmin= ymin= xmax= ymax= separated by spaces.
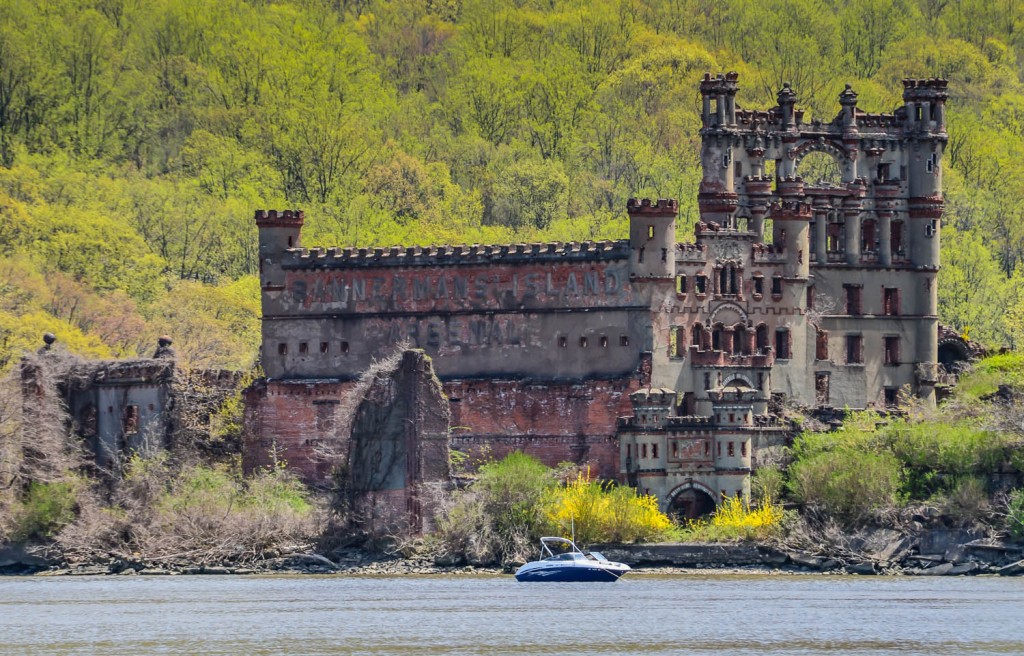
xmin=813 ymin=203 xmax=828 ymax=263
xmin=844 ymin=210 xmax=862 ymax=265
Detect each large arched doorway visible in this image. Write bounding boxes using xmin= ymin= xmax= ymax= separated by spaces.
xmin=668 ymin=483 xmax=717 ymax=520
xmin=937 ymin=341 xmax=970 ymax=373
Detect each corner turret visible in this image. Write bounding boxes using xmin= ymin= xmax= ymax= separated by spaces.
xmin=627 ymin=198 xmax=677 ymax=279
xmin=256 ymin=209 xmax=304 ymax=288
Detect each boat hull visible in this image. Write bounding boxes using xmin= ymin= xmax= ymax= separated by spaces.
xmin=514 ymin=563 xmax=628 ymax=582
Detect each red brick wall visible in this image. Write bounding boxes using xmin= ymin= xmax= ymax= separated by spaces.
xmin=244 ymin=376 xmax=639 ymax=483
xmin=445 ymin=378 xmax=638 ymax=479
xmin=242 ymin=379 xmax=355 ymax=482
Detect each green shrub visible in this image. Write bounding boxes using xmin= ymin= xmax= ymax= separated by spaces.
xmin=936 ymin=476 xmax=991 ymax=526
xmin=788 ymin=449 xmax=904 ymax=521
xmin=12 ymin=480 xmax=78 ymax=541
xmin=433 ymin=452 xmax=555 ymax=563
xmin=883 ymin=419 xmax=1009 ymax=498
xmin=1008 ymin=489 xmax=1024 ymax=541
xmin=752 ymin=465 xmax=785 ymax=504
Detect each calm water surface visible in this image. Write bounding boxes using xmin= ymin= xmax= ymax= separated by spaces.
xmin=1 ymin=573 xmax=1022 ymax=655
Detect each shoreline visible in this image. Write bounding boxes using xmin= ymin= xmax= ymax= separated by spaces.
xmin=4 ymin=532 xmax=1023 ymax=578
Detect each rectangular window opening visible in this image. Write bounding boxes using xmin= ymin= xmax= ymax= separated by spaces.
xmin=340 ymin=341 xmax=350 ymax=354
xmin=320 ymin=341 xmax=329 ymax=354
xmin=884 ymin=336 xmax=901 ymax=365
xmin=600 ymin=335 xmax=609 ymax=348
xmin=775 ymin=329 xmax=791 ymax=359
xmin=123 ymin=405 xmax=139 ymax=435
xmin=620 ymin=335 xmax=629 ymax=347
xmin=846 ymin=334 xmax=864 ymax=364
xmin=845 ymin=285 xmax=863 ymax=315
xmin=299 ymin=342 xmax=309 ymax=354
xmin=815 ymin=372 xmax=830 ymax=405
xmin=883 ymin=288 xmax=900 ymax=316
xmin=278 ymin=343 xmax=288 ymax=356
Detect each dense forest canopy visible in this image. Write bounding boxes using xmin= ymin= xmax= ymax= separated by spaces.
xmin=1 ymin=0 xmax=1023 ymax=369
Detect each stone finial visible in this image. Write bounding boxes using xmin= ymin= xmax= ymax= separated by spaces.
xmin=777 ymin=82 xmax=796 ymax=104
xmin=154 ymin=335 xmax=176 ymax=360
xmin=37 ymin=332 xmax=57 ymax=354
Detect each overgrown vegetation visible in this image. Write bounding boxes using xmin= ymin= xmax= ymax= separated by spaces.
xmin=782 ymin=354 xmax=1024 ymax=538
xmin=0 ymin=358 xmax=321 ymax=565
xmin=2 ymin=0 xmax=1024 ymax=373
xmin=432 ymin=453 xmax=676 ymax=564
xmin=678 ymin=495 xmax=785 ymax=542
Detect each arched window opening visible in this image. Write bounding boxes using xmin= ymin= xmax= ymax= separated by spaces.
xmin=798 ymin=151 xmax=843 ymax=187
xmin=735 ymin=324 xmax=750 ymax=356
xmin=711 ymin=324 xmax=724 ymax=351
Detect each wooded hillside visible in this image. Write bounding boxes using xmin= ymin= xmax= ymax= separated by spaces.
xmin=1 ymin=0 xmax=1022 ymax=369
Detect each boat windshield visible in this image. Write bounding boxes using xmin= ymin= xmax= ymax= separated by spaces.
xmin=545 ymin=553 xmax=584 ymax=561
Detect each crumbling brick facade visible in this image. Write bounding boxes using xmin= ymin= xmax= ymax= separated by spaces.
xmin=245 ymin=74 xmax=964 ymax=517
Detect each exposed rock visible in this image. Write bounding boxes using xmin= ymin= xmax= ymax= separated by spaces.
xmin=845 ymin=562 xmax=877 ymax=575
xmin=947 ymin=563 xmax=981 ymax=575
xmin=995 ymin=560 xmax=1024 ymax=576
xmin=918 ymin=529 xmax=981 ymax=556
xmin=788 ymin=553 xmax=825 ymax=570
xmin=0 ymin=545 xmax=58 ymax=573
xmin=283 ymin=553 xmax=339 ymax=571
xmin=918 ymin=562 xmax=955 ymax=576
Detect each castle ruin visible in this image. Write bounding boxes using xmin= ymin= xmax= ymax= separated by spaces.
xmin=244 ymin=74 xmax=958 ymax=518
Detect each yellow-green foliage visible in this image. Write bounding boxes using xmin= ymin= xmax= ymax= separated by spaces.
xmin=9 ymin=480 xmax=80 ymax=541
xmin=956 ymin=352 xmax=1024 ymax=399
xmin=0 ymin=0 xmax=1023 ymax=373
xmin=543 ymin=472 xmax=673 ymax=544
xmin=680 ymin=495 xmax=784 ymax=542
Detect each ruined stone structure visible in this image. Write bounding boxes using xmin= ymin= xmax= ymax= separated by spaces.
xmin=245 ymin=74 xmax=960 ymax=517
xmin=21 ymin=337 xmax=239 ymax=470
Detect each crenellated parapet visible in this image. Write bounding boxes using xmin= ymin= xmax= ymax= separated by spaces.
xmin=279 ymin=239 xmax=630 ymax=270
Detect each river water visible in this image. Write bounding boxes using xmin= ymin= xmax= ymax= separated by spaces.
xmin=1 ymin=573 xmax=1022 ymax=655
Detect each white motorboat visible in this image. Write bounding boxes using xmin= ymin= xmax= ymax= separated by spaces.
xmin=514 ymin=537 xmax=631 ymax=582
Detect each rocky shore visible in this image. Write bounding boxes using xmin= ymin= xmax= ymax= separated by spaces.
xmin=3 ymin=527 xmax=1022 ymax=577
xmin=595 ymin=527 xmax=1024 ymax=576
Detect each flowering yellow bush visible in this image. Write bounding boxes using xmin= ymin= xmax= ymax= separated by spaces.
xmin=543 ymin=472 xmax=673 ymax=544
xmin=682 ymin=495 xmax=784 ymax=542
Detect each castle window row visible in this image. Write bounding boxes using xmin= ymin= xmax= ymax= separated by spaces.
xmin=812 ymin=333 xmax=901 ymax=365
xmin=844 ymin=285 xmax=902 ymax=316
xmin=669 ymin=323 xmax=786 ymax=358
xmin=675 ymin=272 xmax=783 ymax=300
xmin=557 ymin=334 xmax=629 ymax=348
xmin=277 ymin=341 xmax=351 ymax=356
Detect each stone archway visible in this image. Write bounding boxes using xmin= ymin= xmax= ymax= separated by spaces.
xmin=667 ymin=482 xmax=717 ymax=520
